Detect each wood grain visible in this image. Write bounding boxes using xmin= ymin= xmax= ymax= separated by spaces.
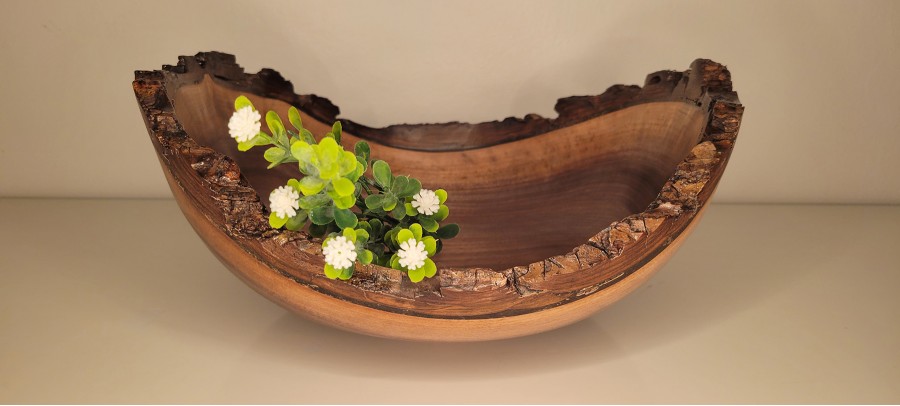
xmin=133 ymin=52 xmax=743 ymax=341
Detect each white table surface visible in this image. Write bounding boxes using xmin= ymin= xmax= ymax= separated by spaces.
xmin=1 ymin=199 xmax=898 ymax=403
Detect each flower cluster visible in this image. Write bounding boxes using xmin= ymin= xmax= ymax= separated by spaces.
xmin=389 ymin=224 xmax=438 ymax=282
xmin=411 ymin=189 xmax=440 ymax=216
xmin=269 ymin=186 xmax=300 ymax=219
xmin=228 ymin=106 xmax=261 ymax=143
xmin=228 ymin=96 xmax=459 ymax=282
xmin=322 ymin=228 xmax=373 ymax=280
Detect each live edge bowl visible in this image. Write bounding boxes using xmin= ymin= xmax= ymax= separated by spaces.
xmin=133 ymin=52 xmax=743 ymax=342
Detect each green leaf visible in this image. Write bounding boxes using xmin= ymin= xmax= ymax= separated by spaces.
xmin=404 ymin=203 xmax=417 ymax=216
xmin=334 ymin=208 xmax=358 ymax=229
xmin=347 ymin=162 xmax=365 ymax=183
xmin=435 ymin=223 xmax=460 ymax=239
xmin=364 ymin=194 xmax=384 ymax=210
xmin=332 ymin=121 xmax=342 ymax=145
xmin=327 ymin=185 xmax=341 ymax=203
xmin=288 ymin=106 xmax=303 ymax=131
xmin=359 ymin=249 xmax=373 ymax=265
xmin=320 ymin=165 xmax=341 ymax=183
xmin=435 ymin=189 xmax=448 ymax=204
xmin=382 ymin=194 xmax=398 ymax=211
xmin=385 ymin=228 xmax=399 ymax=249
xmin=422 ymin=236 xmax=437 ymax=256
xmin=391 ymin=176 xmax=409 ymax=195
xmin=257 ymin=133 xmax=274 ymax=144
xmin=287 ymin=178 xmax=302 ymax=195
xmin=422 ymin=258 xmax=437 ymax=278
xmin=334 ymin=195 xmax=356 ymax=210
xmin=269 ymin=211 xmax=288 ymax=229
xmin=308 ymin=223 xmax=328 ymax=237
xmin=419 ymin=217 xmax=438 ymax=233
xmin=299 ymin=128 xmax=316 ymax=144
xmin=317 ymin=137 xmax=342 ymax=180
xmin=238 ymin=133 xmax=268 ymax=151
xmin=324 ymin=264 xmax=341 ymax=279
xmin=318 ymin=135 xmax=339 ymax=151
xmin=309 ymin=206 xmax=334 ymax=225
xmin=390 ymin=204 xmax=406 ymax=220
xmin=299 ymin=193 xmax=330 ymax=210
xmin=339 ymin=151 xmax=358 ymax=176
xmin=234 ymin=95 xmax=253 ymax=111
xmin=285 ymin=211 xmax=308 ymax=231
xmin=373 ymin=160 xmax=392 ymax=188
xmin=264 ymin=147 xmax=286 ymax=163
xmin=409 ymin=223 xmax=423 ymax=240
xmin=400 ymin=178 xmax=422 ymax=198
xmin=433 ymin=204 xmax=449 ymax=222
xmin=368 ymin=219 xmax=383 ymax=235
xmin=238 ymin=139 xmax=255 ymax=152
xmin=370 ymin=244 xmax=385 ymax=258
xmin=274 ymin=130 xmax=289 ymax=148
xmin=408 ymin=268 xmax=426 ymax=283
xmin=298 ymin=176 xmax=325 ymax=196
xmin=266 ymin=111 xmax=286 ymax=140
xmin=332 ymin=178 xmax=355 ymax=197
xmin=354 ymin=141 xmax=370 ymax=162
xmin=434 ymin=239 xmax=443 ymax=255
xmin=342 ymin=227 xmax=357 ymax=242
xmin=298 ymin=162 xmax=316 ymax=176
xmin=291 ymin=141 xmax=314 ymax=163
xmin=354 ymin=228 xmax=369 ymax=242
xmin=339 ymin=267 xmax=354 ymax=280
xmin=390 ymin=254 xmax=401 ymax=270
xmin=397 ymin=229 xmax=414 ymax=244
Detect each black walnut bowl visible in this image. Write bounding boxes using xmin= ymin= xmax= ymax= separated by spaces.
xmin=133 ymin=52 xmax=743 ymax=341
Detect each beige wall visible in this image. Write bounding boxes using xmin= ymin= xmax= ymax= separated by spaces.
xmin=0 ymin=0 xmax=897 ymax=203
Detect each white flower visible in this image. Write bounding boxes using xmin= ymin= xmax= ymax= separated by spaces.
xmin=228 ymin=106 xmax=261 ymax=143
xmin=269 ymin=186 xmax=300 ymax=219
xmin=323 ymin=236 xmax=357 ymax=269
xmin=411 ymin=189 xmax=440 ymax=216
xmin=397 ymin=239 xmax=428 ymax=270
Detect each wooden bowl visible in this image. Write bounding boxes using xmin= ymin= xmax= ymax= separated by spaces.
xmin=133 ymin=52 xmax=743 ymax=341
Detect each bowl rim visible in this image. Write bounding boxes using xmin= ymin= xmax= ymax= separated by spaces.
xmin=133 ymin=52 xmax=743 ymax=321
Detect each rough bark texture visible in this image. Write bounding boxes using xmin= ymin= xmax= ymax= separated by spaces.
xmin=134 ymin=52 xmax=743 ymax=321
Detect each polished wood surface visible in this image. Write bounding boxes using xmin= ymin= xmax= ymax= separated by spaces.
xmin=133 ymin=52 xmax=743 ymax=341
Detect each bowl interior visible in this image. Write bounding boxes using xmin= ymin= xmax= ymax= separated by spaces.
xmin=173 ymin=76 xmax=706 ymax=270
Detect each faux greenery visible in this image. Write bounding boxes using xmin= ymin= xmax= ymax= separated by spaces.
xmin=228 ymin=96 xmax=459 ymax=282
